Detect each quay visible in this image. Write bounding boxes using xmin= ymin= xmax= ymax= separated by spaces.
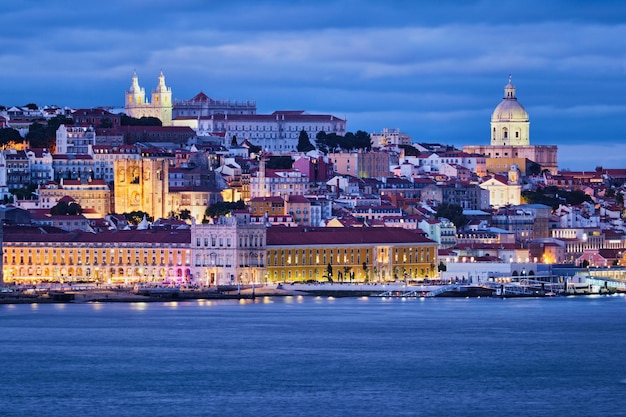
xmin=1 ymin=278 xmax=624 ymax=305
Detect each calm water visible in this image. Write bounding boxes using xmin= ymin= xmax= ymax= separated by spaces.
xmin=1 ymin=295 xmax=625 ymax=417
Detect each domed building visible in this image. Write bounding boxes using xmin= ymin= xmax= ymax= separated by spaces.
xmin=491 ymin=77 xmax=529 ymax=147
xmin=464 ymin=77 xmax=558 ymax=174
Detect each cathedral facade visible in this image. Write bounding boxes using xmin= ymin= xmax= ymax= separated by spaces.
xmin=463 ymin=77 xmax=558 ymax=174
xmin=125 ymin=71 xmax=173 ymax=126
xmin=114 ymin=158 xmax=169 ymax=219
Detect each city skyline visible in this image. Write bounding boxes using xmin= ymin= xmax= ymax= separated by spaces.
xmin=1 ymin=0 xmax=624 ymax=171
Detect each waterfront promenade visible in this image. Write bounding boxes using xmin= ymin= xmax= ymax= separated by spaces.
xmin=1 ymin=279 xmax=621 ymax=304
xmin=0 ymin=282 xmax=448 ymax=304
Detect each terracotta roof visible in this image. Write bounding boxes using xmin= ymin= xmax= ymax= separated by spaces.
xmin=266 ymin=226 xmax=434 ymax=246
xmin=3 ymin=226 xmax=190 ymax=245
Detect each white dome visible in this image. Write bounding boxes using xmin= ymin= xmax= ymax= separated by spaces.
xmin=491 ymin=79 xmax=529 ymax=122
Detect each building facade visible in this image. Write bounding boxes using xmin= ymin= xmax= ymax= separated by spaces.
xmin=114 ymin=158 xmax=169 ymax=219
xmin=125 ymin=71 xmax=173 ymax=126
xmin=2 ymin=226 xmax=191 ymax=284
xmin=190 ymin=212 xmax=266 ymax=285
xmin=265 ymin=226 xmax=438 ymax=283
xmin=173 ymin=111 xmax=346 ymax=153
xmin=55 ymin=125 xmax=96 ymax=155
xmin=172 ymin=92 xmax=256 ymax=119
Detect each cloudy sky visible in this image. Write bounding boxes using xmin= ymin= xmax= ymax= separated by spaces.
xmin=1 ymin=0 xmax=624 ymax=170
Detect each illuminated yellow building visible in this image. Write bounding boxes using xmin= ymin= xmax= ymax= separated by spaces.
xmin=2 ymin=219 xmax=438 ymax=286
xmin=114 ymin=158 xmax=169 ymax=219
xmin=265 ymin=227 xmax=438 ymax=283
xmin=38 ymin=178 xmax=111 ymax=217
xmin=2 ymin=225 xmax=191 ymax=284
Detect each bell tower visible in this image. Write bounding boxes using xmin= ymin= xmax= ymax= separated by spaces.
xmin=152 ymin=71 xmax=173 ymax=126
xmin=125 ymin=72 xmax=146 ymax=119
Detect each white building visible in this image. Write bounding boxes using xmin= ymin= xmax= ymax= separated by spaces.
xmin=479 ymin=165 xmax=522 ymax=208
xmin=91 ymin=145 xmax=143 ymax=183
xmin=173 ymin=111 xmax=346 ymax=153
xmin=26 ymin=148 xmax=54 ymax=185
xmin=250 ymin=167 xmax=309 ymax=199
xmin=190 ymin=212 xmax=266 ymax=286
xmin=56 ymin=125 xmax=96 ymax=155
xmin=403 ymin=151 xmax=486 ymax=177
xmin=371 ymin=128 xmax=411 ymax=147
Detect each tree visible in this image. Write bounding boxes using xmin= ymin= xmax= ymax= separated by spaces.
xmin=398 ymin=144 xmax=421 ymax=156
xmin=204 ymin=200 xmax=246 ymax=218
xmin=438 ymin=261 xmax=447 ymax=272
xmin=26 ymin=115 xmax=74 ymax=149
xmin=526 ymin=162 xmax=542 ymax=176
xmin=326 ymin=263 xmax=333 ymax=282
xmin=24 ymin=103 xmax=38 ymax=110
xmin=231 ymin=135 xmax=238 ymax=147
xmin=179 ymin=209 xmax=192 ymax=221
xmin=436 ymin=203 xmax=467 ymax=229
xmin=297 ymin=130 xmax=315 ymax=152
xmin=11 ymin=183 xmax=37 ymax=200
xmin=121 ymin=114 xmax=162 ymax=126
xmin=616 ymin=192 xmax=624 ymax=208
xmin=50 ymin=201 xmax=82 ymax=216
xmin=123 ymin=210 xmax=153 ymax=225
xmin=0 ymin=128 xmax=23 ymax=147
xmin=353 ymin=130 xmax=372 ymax=151
xmin=522 ymin=187 xmax=593 ymax=209
xmin=343 ymin=266 xmax=352 ymax=283
xmin=316 ymin=131 xmax=328 ymax=153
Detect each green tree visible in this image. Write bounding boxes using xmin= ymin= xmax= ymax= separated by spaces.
xmin=316 ymin=131 xmax=328 ymax=153
xmin=398 ymin=144 xmax=421 ymax=156
xmin=297 ymin=130 xmax=315 ymax=152
xmin=26 ymin=115 xmax=74 ymax=149
xmin=179 ymin=209 xmax=192 ymax=221
xmin=353 ymin=130 xmax=372 ymax=151
xmin=50 ymin=201 xmax=82 ymax=216
xmin=326 ymin=263 xmax=333 ymax=282
xmin=11 ymin=183 xmax=37 ymax=200
xmin=527 ymin=162 xmax=542 ymax=176
xmin=0 ymin=128 xmax=23 ymax=147
xmin=121 ymin=114 xmax=162 ymax=126
xmin=436 ymin=203 xmax=467 ymax=229
xmin=123 ymin=210 xmax=153 ymax=225
xmin=204 ymin=200 xmax=246 ymax=218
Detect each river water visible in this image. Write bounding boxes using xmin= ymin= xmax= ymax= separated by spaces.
xmin=1 ymin=295 xmax=625 ymax=417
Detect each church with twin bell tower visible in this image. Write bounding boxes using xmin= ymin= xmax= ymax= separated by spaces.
xmin=125 ymin=71 xmax=173 ymax=126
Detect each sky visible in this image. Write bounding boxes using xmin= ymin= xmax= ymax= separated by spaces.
xmin=1 ymin=0 xmax=624 ymax=171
